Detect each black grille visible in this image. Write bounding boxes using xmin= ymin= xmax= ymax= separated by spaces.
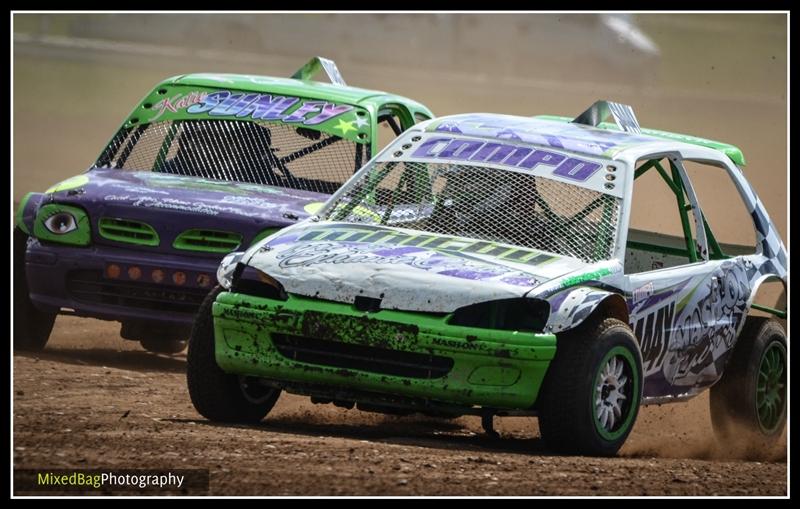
xmin=271 ymin=333 xmax=453 ymax=379
xmin=66 ymin=270 xmax=208 ymax=314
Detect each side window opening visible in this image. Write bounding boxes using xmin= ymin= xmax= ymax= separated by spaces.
xmin=377 ymin=104 xmax=416 ymax=150
xmin=625 ymin=157 xmax=705 ymax=274
xmin=681 ymin=160 xmax=757 ymax=256
xmin=377 ymin=112 xmax=403 ymax=150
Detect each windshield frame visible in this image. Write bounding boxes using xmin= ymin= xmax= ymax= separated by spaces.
xmin=93 ymin=117 xmax=371 ymax=194
xmin=316 ymin=130 xmax=627 ymax=264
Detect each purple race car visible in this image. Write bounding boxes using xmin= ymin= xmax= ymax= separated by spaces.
xmin=14 ymin=57 xmax=433 ymax=353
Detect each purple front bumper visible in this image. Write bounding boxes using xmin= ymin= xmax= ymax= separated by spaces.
xmin=25 ymin=239 xmax=221 ymax=325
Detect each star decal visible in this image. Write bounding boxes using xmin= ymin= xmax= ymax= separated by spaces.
xmin=334 ymin=118 xmax=357 ymax=135
xmin=435 ymin=121 xmax=462 ymax=133
xmin=353 ymin=115 xmax=369 ymax=128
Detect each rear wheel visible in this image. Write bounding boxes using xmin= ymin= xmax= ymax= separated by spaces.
xmin=710 ymin=317 xmax=786 ymax=447
xmin=538 ymin=317 xmax=643 ymax=456
xmin=14 ymin=228 xmax=56 ymax=352
xmin=187 ymin=285 xmax=280 ymax=423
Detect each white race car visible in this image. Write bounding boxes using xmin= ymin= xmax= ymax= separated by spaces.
xmin=188 ymin=101 xmax=786 ymax=456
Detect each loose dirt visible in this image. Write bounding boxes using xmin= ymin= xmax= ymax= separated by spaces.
xmin=12 ymin=317 xmax=787 ymax=496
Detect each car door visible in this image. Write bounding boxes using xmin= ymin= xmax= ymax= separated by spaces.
xmin=623 ymin=155 xmax=751 ymax=399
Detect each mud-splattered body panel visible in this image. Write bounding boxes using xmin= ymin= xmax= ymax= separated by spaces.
xmin=218 ymin=111 xmax=786 ymax=406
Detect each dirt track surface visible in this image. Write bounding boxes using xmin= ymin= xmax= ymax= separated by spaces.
xmin=13 ymin=317 xmax=787 ymax=496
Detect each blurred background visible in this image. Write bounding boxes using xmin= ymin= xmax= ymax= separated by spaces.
xmin=13 ymin=12 xmax=787 ymax=250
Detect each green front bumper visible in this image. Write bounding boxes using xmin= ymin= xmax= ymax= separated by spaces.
xmin=213 ymin=292 xmax=557 ymax=410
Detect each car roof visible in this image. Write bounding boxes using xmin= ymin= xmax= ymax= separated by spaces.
xmin=416 ymin=112 xmax=745 ymax=166
xmin=161 ymin=73 xmax=431 ymax=113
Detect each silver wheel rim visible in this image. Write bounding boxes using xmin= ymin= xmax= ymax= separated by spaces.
xmin=595 ymin=355 xmax=629 ymax=432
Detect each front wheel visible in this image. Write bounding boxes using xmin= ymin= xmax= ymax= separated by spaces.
xmin=710 ymin=317 xmax=786 ymax=448
xmin=14 ymin=227 xmax=56 ymax=352
xmin=538 ymin=317 xmax=643 ymax=456
xmin=187 ymin=285 xmax=280 ymax=423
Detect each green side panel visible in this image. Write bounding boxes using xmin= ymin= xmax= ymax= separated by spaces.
xmin=98 ymin=217 xmax=160 ymax=247
xmin=467 ymin=366 xmax=521 ymax=386
xmin=535 ymin=115 xmax=746 ymax=166
xmin=173 ymin=229 xmax=242 ymax=253
xmin=33 ymin=204 xmax=92 ymax=246
xmin=15 ymin=192 xmax=35 ymax=235
xmin=212 ymin=292 xmax=557 ymax=410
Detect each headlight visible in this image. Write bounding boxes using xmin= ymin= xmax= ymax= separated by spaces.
xmin=234 ymin=266 xmax=287 ymax=300
xmin=43 ymin=212 xmax=78 ymax=234
xmin=33 ymin=204 xmax=91 ymax=246
xmin=217 ymin=251 xmax=244 ymax=289
xmin=449 ymin=298 xmax=549 ymax=332
xmin=254 ymin=268 xmax=282 ymax=289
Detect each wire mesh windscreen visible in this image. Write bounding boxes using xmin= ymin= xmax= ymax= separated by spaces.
xmin=97 ymin=120 xmax=364 ymax=195
xmin=326 ymin=161 xmax=621 ymax=263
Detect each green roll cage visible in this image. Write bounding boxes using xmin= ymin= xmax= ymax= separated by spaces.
xmin=631 ymin=158 xmax=784 ymax=319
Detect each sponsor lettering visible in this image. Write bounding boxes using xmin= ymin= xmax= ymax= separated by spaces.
xmin=294 ymin=226 xmax=556 ymax=268
xmin=634 ymin=301 xmax=675 ymax=374
xmin=152 ymin=91 xmax=209 ymax=120
xmin=668 ymin=263 xmax=749 ymax=383
xmin=186 ymin=91 xmax=353 ymax=125
xmin=412 ymin=136 xmax=602 ymax=182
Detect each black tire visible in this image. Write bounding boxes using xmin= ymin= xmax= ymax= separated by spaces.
xmin=14 ymin=227 xmax=56 ymax=352
xmin=710 ymin=317 xmax=786 ymax=446
xmin=538 ymin=317 xmax=643 ymax=457
xmin=187 ymin=285 xmax=280 ymax=423
xmin=140 ymin=338 xmax=188 ymax=355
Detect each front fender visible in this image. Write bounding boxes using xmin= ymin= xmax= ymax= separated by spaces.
xmin=216 ymin=251 xmax=246 ymax=289
xmin=14 ymin=192 xmax=48 ymax=235
xmin=543 ymin=286 xmax=628 ymax=333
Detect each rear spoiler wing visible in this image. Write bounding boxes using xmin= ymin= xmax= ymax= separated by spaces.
xmin=573 ymin=100 xmax=642 ymax=134
xmin=291 ymin=56 xmax=347 ymax=87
